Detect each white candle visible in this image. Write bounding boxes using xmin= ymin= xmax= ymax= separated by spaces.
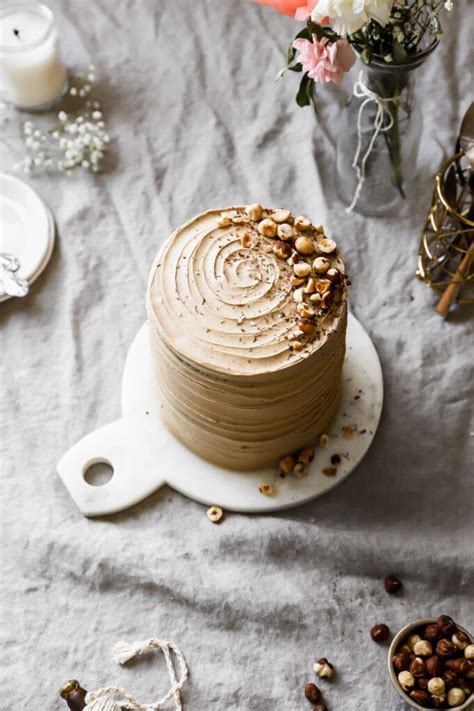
xmin=0 ymin=2 xmax=67 ymax=110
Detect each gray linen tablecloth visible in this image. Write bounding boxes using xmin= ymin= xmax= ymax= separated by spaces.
xmin=1 ymin=1 xmax=473 ymax=709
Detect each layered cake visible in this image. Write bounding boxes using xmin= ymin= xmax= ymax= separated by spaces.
xmin=146 ymin=204 xmax=348 ymax=470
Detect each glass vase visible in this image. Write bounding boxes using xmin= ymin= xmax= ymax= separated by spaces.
xmin=336 ymin=44 xmax=438 ymax=217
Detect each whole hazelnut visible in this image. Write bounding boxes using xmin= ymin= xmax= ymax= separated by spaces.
xmin=446 ymin=658 xmax=470 ymax=675
xmin=464 ymin=643 xmax=474 ymax=660
xmin=408 ymin=634 xmax=422 ymax=651
xmin=443 ymin=670 xmax=458 ymax=688
xmin=371 ymin=624 xmax=390 ymax=643
xmin=410 ymin=657 xmax=427 ymax=677
xmin=410 ymin=689 xmax=431 ymax=707
xmin=413 ymin=640 xmax=433 ymax=657
xmin=313 ymin=658 xmax=334 ymax=679
xmin=431 ymin=695 xmax=447 ymax=709
xmin=295 ymin=236 xmax=315 ymax=255
xmin=426 ymin=655 xmax=444 ymax=677
xmin=437 ymin=639 xmax=458 ymax=658
xmin=393 ymin=651 xmax=412 ymax=672
xmin=425 ymin=623 xmax=442 ymax=644
xmin=417 ymin=677 xmax=429 ymax=690
xmin=428 ymin=677 xmax=446 ymax=696
xmin=304 ymin=683 xmax=322 ymax=704
xmin=398 ymin=670 xmax=415 ymax=691
xmin=437 ymin=616 xmax=457 ymax=637
xmin=452 ymin=630 xmax=470 ymax=650
xmin=384 ymin=575 xmax=402 ymax=594
xmin=447 ymin=687 xmax=465 ymax=706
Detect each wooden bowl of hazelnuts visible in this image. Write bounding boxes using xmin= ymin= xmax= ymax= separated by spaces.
xmin=388 ymin=616 xmax=473 ymax=710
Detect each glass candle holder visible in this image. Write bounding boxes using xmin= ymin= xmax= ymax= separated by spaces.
xmin=0 ymin=2 xmax=67 ymax=111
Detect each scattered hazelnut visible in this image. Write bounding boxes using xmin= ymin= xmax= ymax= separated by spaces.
xmin=313 ymin=658 xmax=334 ymax=679
xmin=271 ymin=209 xmax=291 ymax=224
xmin=295 ymin=236 xmax=315 ymax=255
xmin=410 ymin=657 xmax=426 ymax=677
xmin=206 ymin=505 xmax=223 ymax=524
xmin=257 ymin=218 xmax=277 ymax=237
xmin=289 ymin=340 xmax=305 ymax=352
xmin=277 ymin=223 xmax=294 ymax=241
xmin=303 ymin=682 xmax=321 ymax=704
xmin=273 ymin=240 xmax=292 ymax=259
xmin=315 ymin=278 xmax=331 ymax=294
xmin=426 ymin=655 xmax=444 ymax=677
xmin=293 ymin=287 xmax=305 ymax=303
xmin=425 ymin=624 xmax=442 ymax=644
xmin=437 ymin=639 xmax=458 ymax=658
xmin=304 ymin=277 xmax=316 ymax=294
xmin=278 ymin=455 xmax=296 ymax=475
xmin=445 ymin=658 xmax=470 ymax=675
xmin=217 ymin=216 xmax=232 ymax=227
xmin=309 ymin=293 xmax=322 ymax=304
xmin=293 ymin=462 xmax=309 ymax=479
xmin=245 ymin=203 xmax=263 ymax=221
xmin=313 ymin=256 xmax=330 ymax=274
xmin=371 ymin=624 xmax=390 ymax=643
xmin=294 ymin=216 xmax=311 ymax=232
xmin=384 ymin=575 xmax=402 ymax=594
xmin=297 ymin=318 xmax=315 ymax=335
xmin=290 ymin=275 xmax=306 ymax=287
xmin=393 ymin=651 xmax=412 ymax=672
xmin=297 ymin=303 xmax=315 ymax=319
xmin=398 ymin=670 xmax=415 ymax=691
xmin=410 ymin=689 xmax=431 ymax=707
xmin=326 ymin=267 xmax=340 ymax=283
xmin=298 ymin=448 xmax=314 ymax=465
xmin=428 ymin=677 xmax=446 ymax=696
xmin=464 ymin=643 xmax=474 ymax=660
xmin=294 ymin=262 xmax=311 ymax=278
xmin=447 ymin=687 xmax=465 ymax=706
xmin=322 ymin=467 xmax=337 ymax=477
xmin=240 ymin=231 xmax=254 ymax=248
xmin=342 ymin=426 xmax=354 ymax=439
xmin=413 ymin=640 xmax=433 ymax=657
xmin=437 ymin=616 xmax=457 ymax=637
xmin=452 ymin=630 xmax=470 ymax=650
xmin=319 ymin=433 xmax=330 ymax=448
xmin=259 ymin=483 xmax=274 ymax=496
xmin=315 ymin=224 xmax=325 ymax=233
xmin=317 ymin=238 xmax=337 ymax=254
xmin=407 ymin=634 xmax=422 ymax=651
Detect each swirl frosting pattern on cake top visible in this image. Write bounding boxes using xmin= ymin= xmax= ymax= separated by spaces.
xmin=147 ymin=205 xmax=347 ymax=376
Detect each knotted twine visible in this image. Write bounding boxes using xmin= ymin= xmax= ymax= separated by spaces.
xmin=346 ymin=71 xmax=397 ymax=213
xmin=83 ymin=639 xmax=188 ymax=711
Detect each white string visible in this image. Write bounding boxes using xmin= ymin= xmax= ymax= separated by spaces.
xmin=346 ymin=71 xmax=396 ymax=213
xmin=84 ymin=638 xmax=189 ymax=711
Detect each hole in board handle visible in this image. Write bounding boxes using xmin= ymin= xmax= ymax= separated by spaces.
xmin=83 ymin=459 xmax=114 ymax=487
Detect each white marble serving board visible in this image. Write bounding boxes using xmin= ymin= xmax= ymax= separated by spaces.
xmin=57 ymin=313 xmax=383 ymax=516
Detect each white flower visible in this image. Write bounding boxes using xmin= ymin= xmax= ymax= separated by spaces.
xmin=444 ymin=0 xmax=453 ymax=9
xmin=311 ymin=0 xmax=394 ymax=35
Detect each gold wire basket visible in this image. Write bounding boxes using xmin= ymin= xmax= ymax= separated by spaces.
xmin=417 ymin=152 xmax=474 ymax=313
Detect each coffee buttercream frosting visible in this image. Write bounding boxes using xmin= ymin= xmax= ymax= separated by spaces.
xmin=146 ymin=205 xmax=348 ymax=470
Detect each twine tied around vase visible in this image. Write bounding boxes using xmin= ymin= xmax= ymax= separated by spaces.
xmin=346 ymin=71 xmax=397 ymax=213
xmin=82 ymin=638 xmax=189 ymax=711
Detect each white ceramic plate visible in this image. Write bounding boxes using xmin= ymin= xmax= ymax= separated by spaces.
xmin=58 ymin=314 xmax=384 ymax=516
xmin=0 ymin=173 xmax=55 ymax=302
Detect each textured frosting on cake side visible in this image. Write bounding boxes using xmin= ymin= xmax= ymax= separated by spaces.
xmin=146 ymin=205 xmax=348 ymax=470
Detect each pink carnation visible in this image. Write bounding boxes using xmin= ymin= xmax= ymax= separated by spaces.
xmin=292 ymin=35 xmax=356 ymax=84
xmin=253 ymin=0 xmax=318 ymax=20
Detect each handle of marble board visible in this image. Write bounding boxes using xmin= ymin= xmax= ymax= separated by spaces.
xmin=57 ymin=416 xmax=169 ymax=517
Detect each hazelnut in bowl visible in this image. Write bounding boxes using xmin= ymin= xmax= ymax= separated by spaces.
xmin=388 ymin=616 xmax=474 ymax=710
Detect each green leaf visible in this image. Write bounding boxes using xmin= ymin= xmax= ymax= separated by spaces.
xmin=288 ymin=62 xmax=302 ymax=73
xmin=296 ymin=74 xmax=311 ymax=107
